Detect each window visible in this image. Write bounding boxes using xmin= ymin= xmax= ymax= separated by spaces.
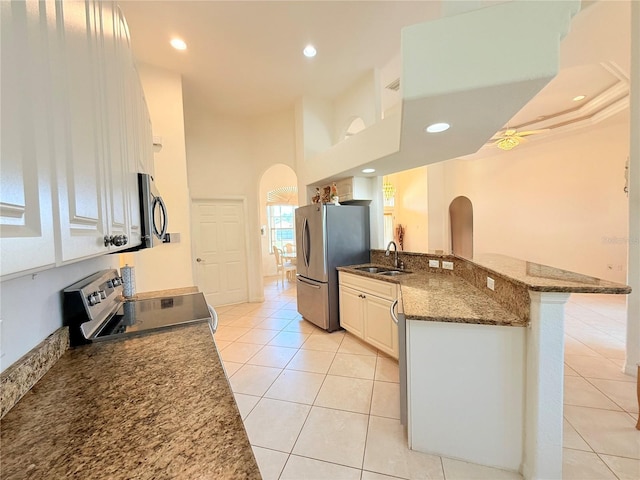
xmin=268 ymin=204 xmax=296 ymax=252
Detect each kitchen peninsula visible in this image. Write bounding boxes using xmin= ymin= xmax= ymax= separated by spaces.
xmin=0 ymin=323 xmax=260 ymax=479
xmin=339 ymin=251 xmax=631 ymax=480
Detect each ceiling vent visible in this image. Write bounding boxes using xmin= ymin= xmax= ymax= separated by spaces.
xmin=385 ymin=78 xmax=400 ymax=91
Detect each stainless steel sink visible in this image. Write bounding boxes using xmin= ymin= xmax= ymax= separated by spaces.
xmin=378 ymin=270 xmax=408 ymax=276
xmin=354 ymin=266 xmax=389 ymax=273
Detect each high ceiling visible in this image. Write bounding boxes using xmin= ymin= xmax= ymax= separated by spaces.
xmin=119 ymin=1 xmax=442 ymax=117
xmin=119 ymin=1 xmax=631 ymax=137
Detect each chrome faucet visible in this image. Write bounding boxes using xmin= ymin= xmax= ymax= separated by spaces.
xmin=385 ymin=241 xmax=399 ymax=268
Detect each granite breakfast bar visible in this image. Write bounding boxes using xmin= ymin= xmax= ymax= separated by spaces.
xmin=339 ymin=252 xmax=631 ymax=480
xmin=0 ymin=322 xmax=261 ymax=479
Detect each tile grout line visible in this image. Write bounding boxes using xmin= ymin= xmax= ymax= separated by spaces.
xmin=563 ymin=296 xmax=639 ymax=470
xmin=581 ymin=375 xmax=638 ymax=415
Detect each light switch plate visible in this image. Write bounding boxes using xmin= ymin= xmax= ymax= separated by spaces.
xmin=487 ymin=277 xmax=495 ymax=290
xmin=428 ymin=259 xmax=440 ymax=268
xmin=442 ymin=261 xmax=454 ymax=270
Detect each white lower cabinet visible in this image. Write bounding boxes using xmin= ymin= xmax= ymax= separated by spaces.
xmin=406 ymin=319 xmax=525 ymax=471
xmin=338 ymin=272 xmax=399 ymax=359
xmin=339 ymin=285 xmax=366 ymax=337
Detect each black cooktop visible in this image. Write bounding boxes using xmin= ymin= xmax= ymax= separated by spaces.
xmin=95 ymin=293 xmax=212 ymax=340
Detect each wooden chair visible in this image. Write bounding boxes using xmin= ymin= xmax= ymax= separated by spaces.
xmin=273 ymin=246 xmax=296 ymax=287
xmin=283 ymin=243 xmax=296 ymax=265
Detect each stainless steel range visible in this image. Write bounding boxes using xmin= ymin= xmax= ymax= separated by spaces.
xmin=63 ymin=269 xmax=216 ymax=346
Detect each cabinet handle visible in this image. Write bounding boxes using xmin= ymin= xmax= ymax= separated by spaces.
xmin=104 ymin=235 xmax=128 ymax=247
xmin=390 ymin=299 xmax=399 ymax=324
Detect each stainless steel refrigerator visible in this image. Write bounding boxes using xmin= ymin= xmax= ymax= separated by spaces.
xmin=295 ymin=203 xmax=370 ymax=332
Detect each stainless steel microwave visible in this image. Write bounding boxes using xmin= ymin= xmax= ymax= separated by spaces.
xmin=123 ymin=173 xmax=168 ymax=251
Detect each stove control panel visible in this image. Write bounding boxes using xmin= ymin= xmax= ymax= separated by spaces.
xmin=63 ymin=269 xmax=125 ymax=344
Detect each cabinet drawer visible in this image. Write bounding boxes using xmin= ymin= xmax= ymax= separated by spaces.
xmin=339 ymin=272 xmax=397 ymax=300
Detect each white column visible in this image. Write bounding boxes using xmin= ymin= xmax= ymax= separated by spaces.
xmin=522 ymin=291 xmax=570 ymax=480
xmin=625 ymin=0 xmax=640 ymax=377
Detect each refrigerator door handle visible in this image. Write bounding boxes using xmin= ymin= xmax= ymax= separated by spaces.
xmin=297 ymin=277 xmax=321 ymax=289
xmin=302 ymin=218 xmax=310 ymax=268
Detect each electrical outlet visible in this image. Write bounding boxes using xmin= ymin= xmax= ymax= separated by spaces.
xmin=428 ymin=259 xmax=440 ymax=268
xmin=487 ymin=277 xmax=495 ymax=290
xmin=442 ymin=261 xmax=454 ymax=270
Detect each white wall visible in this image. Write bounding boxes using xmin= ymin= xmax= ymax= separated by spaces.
xmin=625 ymin=0 xmax=639 ymax=375
xmin=333 ymin=71 xmax=378 ymax=140
xmin=0 ymin=255 xmax=117 ymax=373
xmin=387 ymin=166 xmax=429 ymax=252
xmin=120 ymin=63 xmax=194 ymax=292
xmin=301 ymin=96 xmax=333 ymax=160
xmin=184 ymin=97 xmax=296 ymax=302
xmin=259 ymin=164 xmax=298 ymax=276
xmin=379 ymin=51 xmax=402 ymax=118
xmin=297 ymin=70 xmax=395 ymax=188
xmin=440 ymin=112 xmax=630 ymax=283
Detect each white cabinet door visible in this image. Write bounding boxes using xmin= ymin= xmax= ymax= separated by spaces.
xmin=115 ymin=6 xmax=141 ymax=248
xmin=339 ymin=285 xmax=365 ymax=337
xmin=99 ymin=1 xmax=129 ymax=250
xmin=338 ymin=272 xmax=399 ymax=358
xmin=364 ymin=295 xmax=399 ymax=359
xmin=2 ymin=0 xmax=151 ymax=274
xmin=56 ymin=0 xmax=110 ymax=262
xmin=0 ymin=0 xmax=57 ymax=277
xmin=56 ymin=0 xmax=145 ymax=259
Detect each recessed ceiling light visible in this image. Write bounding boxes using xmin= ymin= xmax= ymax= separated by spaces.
xmin=572 ymin=95 xmax=586 ymax=102
xmin=170 ymin=38 xmax=187 ymax=50
xmin=425 ymin=122 xmax=450 ymax=133
xmin=303 ymin=44 xmax=317 ymax=58
xmin=362 ymin=168 xmax=376 ymax=174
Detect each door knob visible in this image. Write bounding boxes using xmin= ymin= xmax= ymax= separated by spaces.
xmin=196 ymin=258 xmax=202 ymax=262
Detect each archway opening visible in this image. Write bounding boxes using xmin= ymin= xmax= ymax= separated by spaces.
xmin=259 ymin=164 xmax=298 ymax=282
xmin=449 ymin=196 xmax=473 ymax=259
xmin=343 ymin=116 xmax=366 ymax=140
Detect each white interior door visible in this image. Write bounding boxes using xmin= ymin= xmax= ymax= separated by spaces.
xmin=192 ymin=199 xmax=249 ymax=306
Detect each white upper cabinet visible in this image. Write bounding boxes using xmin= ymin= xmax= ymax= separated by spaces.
xmin=0 ymin=1 xmax=57 ymax=277
xmin=1 ymin=0 xmax=153 ymax=278
xmin=55 ymin=0 xmax=111 ymax=262
xmin=115 ymin=6 xmax=142 ymax=247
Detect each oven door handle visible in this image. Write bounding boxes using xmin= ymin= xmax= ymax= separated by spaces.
xmin=207 ymin=304 xmax=219 ymax=334
xmin=390 ymin=300 xmax=399 ymax=325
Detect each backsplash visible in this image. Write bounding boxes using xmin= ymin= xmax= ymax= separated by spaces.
xmin=0 ymin=327 xmax=69 ymax=419
xmin=453 ymin=259 xmax=531 ymax=323
xmin=370 ymin=250 xmax=454 ymax=275
xmin=370 ymin=250 xmax=530 ymax=323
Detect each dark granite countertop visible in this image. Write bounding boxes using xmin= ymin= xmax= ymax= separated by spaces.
xmin=0 ymin=323 xmax=260 ymax=479
xmin=338 ymin=264 xmax=524 ymax=327
xmin=464 ymin=253 xmax=632 ymax=293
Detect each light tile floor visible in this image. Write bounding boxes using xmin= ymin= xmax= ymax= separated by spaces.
xmin=213 ymin=279 xmax=639 ymax=479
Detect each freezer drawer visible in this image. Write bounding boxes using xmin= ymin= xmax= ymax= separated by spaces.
xmin=296 ymin=276 xmax=329 ymax=330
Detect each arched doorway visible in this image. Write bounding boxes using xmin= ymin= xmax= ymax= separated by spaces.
xmin=449 ymin=196 xmax=473 ymax=259
xmin=259 ymin=164 xmax=298 ymax=281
